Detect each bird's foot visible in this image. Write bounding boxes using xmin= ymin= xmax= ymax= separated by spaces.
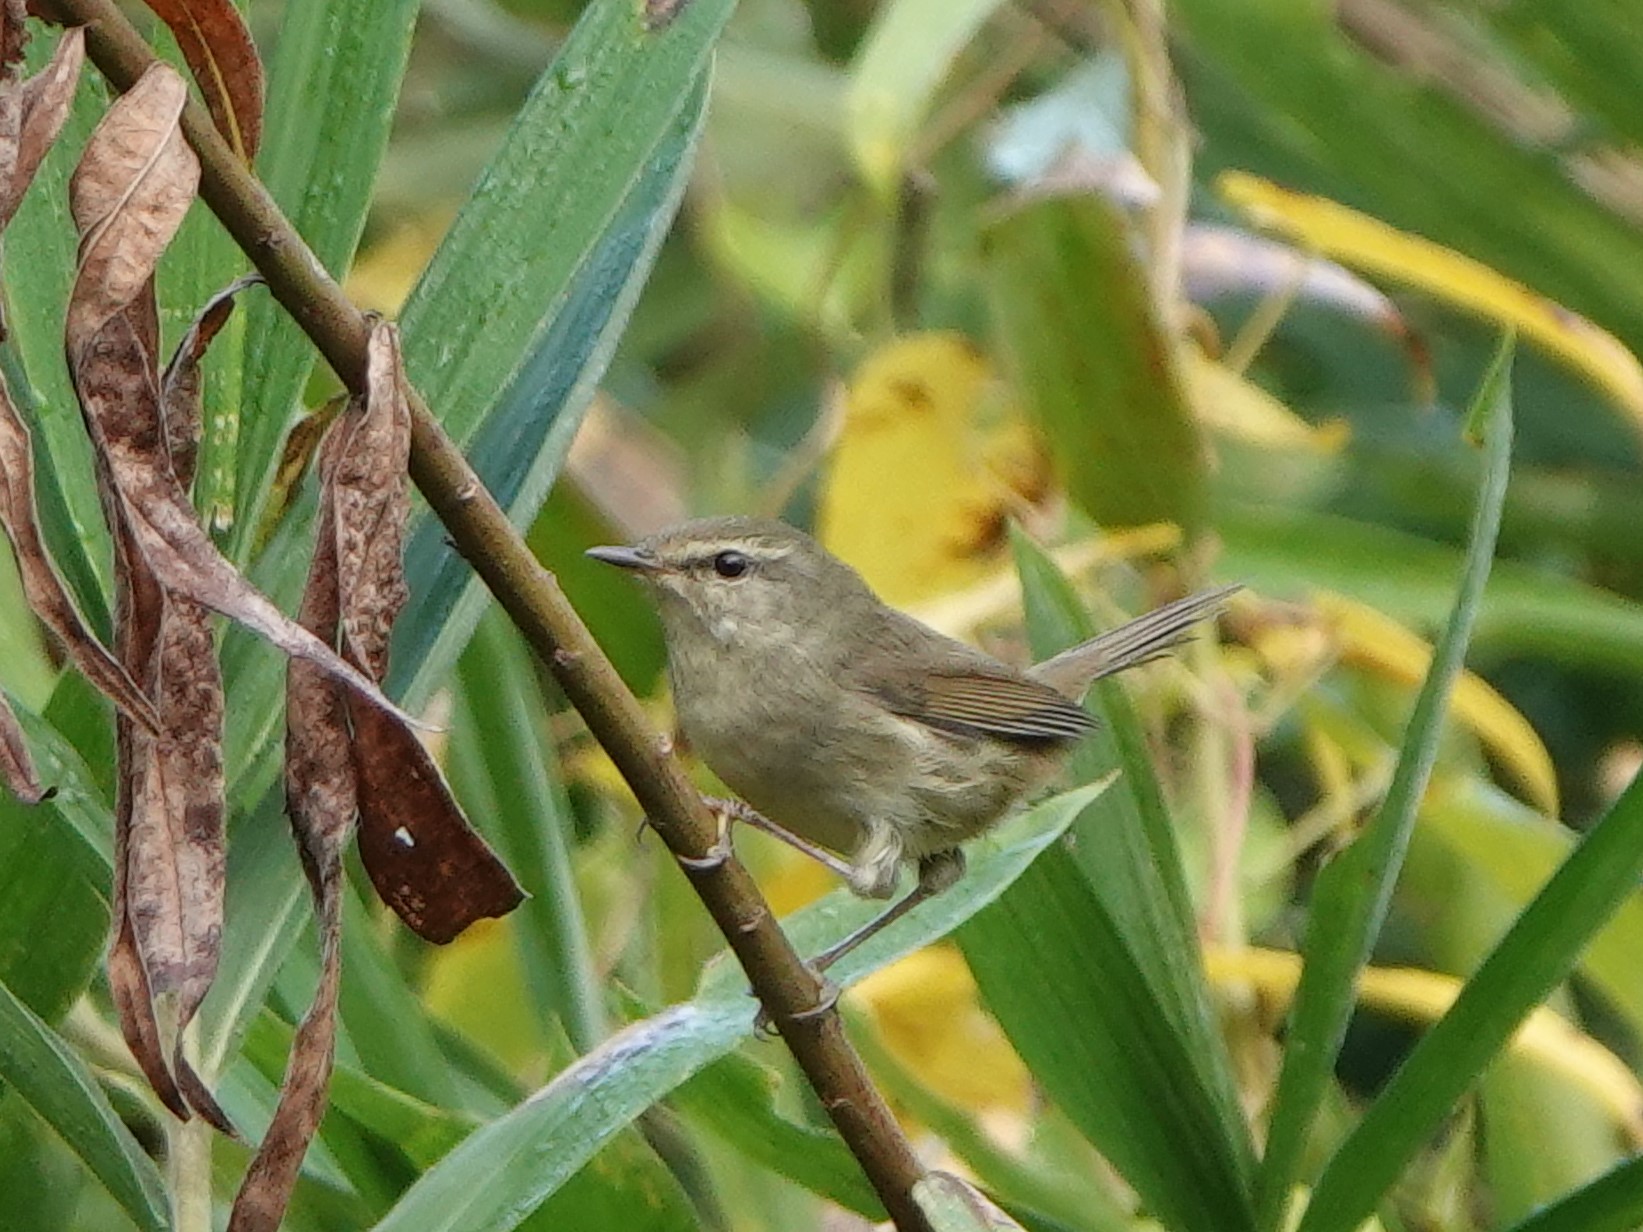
xmin=752 ymin=969 xmax=840 ymax=1038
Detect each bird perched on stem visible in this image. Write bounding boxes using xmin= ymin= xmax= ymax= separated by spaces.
xmin=590 ymin=516 xmax=1236 ymax=971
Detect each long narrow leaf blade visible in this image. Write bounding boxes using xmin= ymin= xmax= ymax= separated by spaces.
xmin=958 ymin=847 xmax=1256 ymax=1232
xmin=1500 ymin=1156 xmax=1643 ymax=1232
xmin=231 ymin=0 xmax=420 ymax=550
xmin=1255 ymin=336 xmax=1516 ymax=1228
xmin=375 ymin=788 xmax=1092 ymax=1232
xmin=0 ymin=979 xmax=168 ymax=1232
xmin=1298 ymin=769 xmax=1643 ymax=1232
xmin=1009 ymin=531 xmax=1252 ymax=1163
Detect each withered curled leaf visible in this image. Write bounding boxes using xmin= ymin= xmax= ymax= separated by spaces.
xmin=98 ymin=292 xmax=232 ymax=1134
xmin=66 ymin=68 xmax=427 ymax=736
xmin=161 ymin=272 xmax=262 ymax=491
xmin=232 ymin=322 xmax=520 ymax=1232
xmin=0 ymin=21 xmax=83 ymax=230
xmin=0 ymin=689 xmax=42 ymax=803
xmin=140 ymin=0 xmax=263 ymax=161
xmin=0 ymin=372 xmax=159 ymax=730
xmin=338 ymin=325 xmax=522 ymax=943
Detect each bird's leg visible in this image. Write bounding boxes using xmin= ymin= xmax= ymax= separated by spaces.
xmin=810 ymin=849 xmax=966 ymax=974
xmin=702 ymin=795 xmax=859 ymax=881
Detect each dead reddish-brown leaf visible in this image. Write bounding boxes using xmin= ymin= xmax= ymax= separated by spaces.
xmin=141 ymin=0 xmax=262 ymax=161
xmin=0 ymin=372 xmax=159 ymax=730
xmin=232 ymin=324 xmax=517 ymax=1231
xmin=108 ymin=497 xmax=189 ymax=1123
xmin=0 ymin=689 xmax=42 ymax=803
xmin=161 ymin=273 xmax=262 ymax=490
xmin=339 ymin=326 xmax=521 ymax=943
xmin=226 ymin=896 xmax=340 ymax=1232
xmin=233 ymin=541 xmax=348 ymax=1229
xmin=92 ymin=290 xmax=234 ymax=1133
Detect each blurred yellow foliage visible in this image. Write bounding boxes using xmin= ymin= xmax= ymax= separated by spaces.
xmin=1317 ymin=591 xmax=1559 ymax=816
xmin=1206 ymin=945 xmax=1643 ymax=1146
xmin=849 ymin=946 xmax=1031 ymax=1118
xmin=1219 ymin=171 xmax=1643 ymax=434
xmin=1183 ymin=348 xmax=1349 ymax=454
xmin=819 ymin=333 xmax=1049 ymax=606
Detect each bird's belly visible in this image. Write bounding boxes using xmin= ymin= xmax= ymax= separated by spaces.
xmin=681 ymin=690 xmax=1046 ymax=862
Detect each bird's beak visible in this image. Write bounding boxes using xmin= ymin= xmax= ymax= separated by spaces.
xmin=586 ymin=544 xmax=662 ymax=572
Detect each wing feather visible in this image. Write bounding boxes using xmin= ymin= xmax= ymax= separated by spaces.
xmin=873 ymin=671 xmax=1097 ymax=743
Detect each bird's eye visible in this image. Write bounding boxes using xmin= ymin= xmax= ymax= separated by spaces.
xmin=712 ymin=550 xmax=750 ymax=579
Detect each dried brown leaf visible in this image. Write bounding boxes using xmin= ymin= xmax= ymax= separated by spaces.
xmin=0 ymin=689 xmax=42 ymax=803
xmin=2 ymin=0 xmax=24 ymax=76
xmin=161 ymin=273 xmax=261 ymax=490
xmin=108 ymin=519 xmax=189 ymax=1123
xmin=100 ymin=288 xmax=233 ymax=1133
xmin=66 ymin=65 xmax=198 ymax=348
xmin=141 ymin=0 xmax=262 ymax=161
xmin=0 ymin=25 xmax=83 ymax=229
xmin=351 ymin=702 xmax=525 ymax=943
xmin=339 ymin=325 xmax=521 ymax=943
xmin=226 ymin=896 xmax=340 ymax=1232
xmin=0 ymin=372 xmax=159 ymax=730
xmin=333 ymin=323 xmax=410 ymax=680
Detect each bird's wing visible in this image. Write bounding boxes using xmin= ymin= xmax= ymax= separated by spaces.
xmin=869 ymin=668 xmax=1098 ymax=743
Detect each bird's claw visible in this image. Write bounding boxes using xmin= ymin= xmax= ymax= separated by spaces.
xmin=675 ymin=807 xmax=734 ymax=872
xmin=752 ymin=970 xmax=840 ymax=1037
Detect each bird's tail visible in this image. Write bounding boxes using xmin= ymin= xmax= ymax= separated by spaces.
xmin=1028 ymin=583 xmax=1241 ymax=699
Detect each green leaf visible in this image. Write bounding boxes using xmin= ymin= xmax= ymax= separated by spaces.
xmin=375 ymin=787 xmax=1091 ymax=1232
xmin=1500 ymin=1156 xmax=1643 ymax=1232
xmin=984 ymin=192 xmax=1207 ymax=533
xmin=958 ymin=837 xmax=1256 ymax=1232
xmin=1007 ymin=532 xmax=1254 ymax=1182
xmin=914 ymin=1173 xmax=1025 ymax=1232
xmin=0 ymin=980 xmax=168 ymax=1232
xmin=669 ymin=1051 xmax=885 ymax=1220
xmin=1297 ymin=763 xmax=1643 ymax=1232
xmin=231 ymin=0 xmax=421 ymax=551
xmin=1418 ymin=779 xmax=1643 ymax=1045
xmin=4 ymin=41 xmax=111 ymax=621
xmin=1257 ymin=336 xmax=1515 ymax=1229
xmin=846 ymin=0 xmax=1006 ymax=194
xmin=389 ymin=6 xmax=720 ymax=707
xmin=0 ymin=705 xmax=111 ymax=1024
xmin=454 ymin=613 xmax=605 ymax=1052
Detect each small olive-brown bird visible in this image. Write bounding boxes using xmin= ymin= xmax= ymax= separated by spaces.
xmin=590 ymin=517 xmax=1235 ymax=969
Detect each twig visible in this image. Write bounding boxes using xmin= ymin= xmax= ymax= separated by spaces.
xmin=41 ymin=2 xmax=933 ymax=1226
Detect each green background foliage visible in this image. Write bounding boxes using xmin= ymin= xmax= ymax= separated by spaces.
xmin=4 ymin=0 xmax=1643 ymax=1229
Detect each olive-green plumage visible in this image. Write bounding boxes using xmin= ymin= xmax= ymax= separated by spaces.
xmin=591 ymin=517 xmax=1234 ymax=965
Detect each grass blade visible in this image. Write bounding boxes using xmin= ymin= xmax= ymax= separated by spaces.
xmin=1500 ymin=1156 xmax=1643 ymax=1232
xmin=1010 ymin=532 xmax=1254 ymax=1179
xmin=231 ymin=0 xmax=420 ymax=551
xmin=959 ymin=852 xmax=1256 ymax=1232
xmin=0 ymin=979 xmax=168 ymax=1232
xmin=453 ymin=612 xmax=605 ymax=1052
xmin=375 ymin=787 xmax=1092 ymax=1232
xmin=1298 ymin=768 xmax=1643 ymax=1232
xmin=1256 ymin=334 xmax=1516 ymax=1227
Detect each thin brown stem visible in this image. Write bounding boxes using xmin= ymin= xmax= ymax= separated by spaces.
xmin=42 ymin=2 xmax=933 ymax=1226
